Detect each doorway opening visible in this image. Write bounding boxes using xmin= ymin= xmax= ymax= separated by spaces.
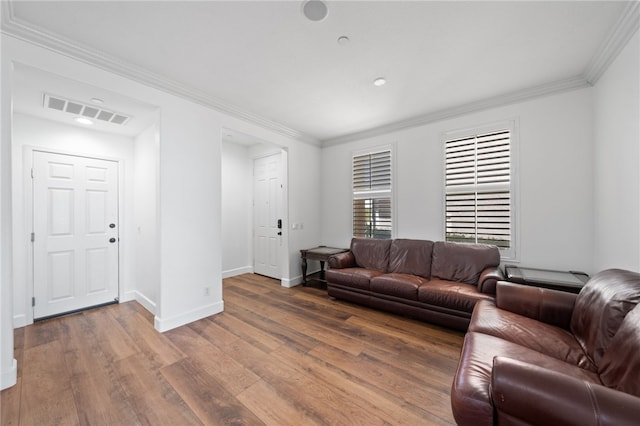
xmin=11 ymin=63 xmax=161 ymax=327
xmin=221 ymin=128 xmax=289 ymax=285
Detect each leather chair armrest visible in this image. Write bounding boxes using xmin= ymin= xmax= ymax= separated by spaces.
xmin=496 ymin=281 xmax=576 ymax=329
xmin=491 ymin=356 xmax=640 ymax=426
xmin=477 ymin=266 xmax=504 ymax=294
xmin=328 ymin=251 xmax=355 ymax=269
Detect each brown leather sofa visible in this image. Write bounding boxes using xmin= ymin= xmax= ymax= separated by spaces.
xmin=326 ymin=238 xmax=503 ymax=331
xmin=451 ymin=268 xmax=640 ymax=426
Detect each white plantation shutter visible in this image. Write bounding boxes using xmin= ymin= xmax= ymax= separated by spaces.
xmin=445 ymin=129 xmax=512 ymax=251
xmin=353 ymin=149 xmax=392 ymax=239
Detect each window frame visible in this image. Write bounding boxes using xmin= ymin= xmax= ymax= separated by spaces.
xmin=352 ymin=144 xmax=395 ymax=240
xmin=442 ymin=120 xmax=518 ymax=261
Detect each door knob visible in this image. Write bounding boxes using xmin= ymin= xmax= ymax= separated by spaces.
xmin=109 ymin=223 xmax=116 ymax=229
xmin=109 ymin=238 xmax=116 ymax=243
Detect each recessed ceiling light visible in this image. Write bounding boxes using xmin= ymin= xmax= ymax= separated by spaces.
xmin=75 ymin=117 xmax=93 ymax=125
xmin=90 ymin=97 xmax=104 ymax=104
xmin=302 ymin=0 xmax=328 ymax=22
xmin=337 ymin=36 xmax=350 ymax=46
xmin=373 ymin=77 xmax=387 ymax=87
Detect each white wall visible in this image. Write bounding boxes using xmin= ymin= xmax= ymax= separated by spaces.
xmin=11 ymin=113 xmax=136 ymax=326
xmin=593 ymin=29 xmax=640 ymax=272
xmin=322 ymin=88 xmax=596 ymax=273
xmin=285 ymin=141 xmax=322 ymax=281
xmin=221 ymin=141 xmax=252 ymax=278
xmin=133 ymin=124 xmax=160 ymax=311
xmin=1 ymin=35 xmax=17 ymax=390
xmin=154 ymin=102 xmax=224 ymax=330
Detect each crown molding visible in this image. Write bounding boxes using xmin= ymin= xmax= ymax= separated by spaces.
xmin=0 ymin=5 xmax=320 ymax=147
xmin=3 ymin=1 xmax=636 ymax=149
xmin=322 ymin=76 xmax=590 ymax=147
xmin=322 ymin=2 xmax=639 ymax=147
xmin=584 ymin=1 xmax=640 ymax=85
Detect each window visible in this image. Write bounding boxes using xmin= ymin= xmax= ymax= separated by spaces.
xmin=444 ymin=126 xmax=514 ymax=257
xmin=353 ymin=148 xmax=392 ymax=239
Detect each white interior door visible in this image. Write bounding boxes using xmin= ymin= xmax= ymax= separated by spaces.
xmin=253 ymin=153 xmax=282 ymax=279
xmin=32 ymin=151 xmax=119 ymax=319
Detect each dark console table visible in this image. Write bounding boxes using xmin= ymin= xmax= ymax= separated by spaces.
xmin=300 ymin=246 xmax=348 ymax=286
xmin=505 ymin=266 xmax=589 ymax=294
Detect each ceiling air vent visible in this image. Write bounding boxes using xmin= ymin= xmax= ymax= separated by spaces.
xmin=43 ymin=94 xmax=131 ymax=126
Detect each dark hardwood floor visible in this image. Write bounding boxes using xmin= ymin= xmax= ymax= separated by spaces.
xmin=1 ymin=274 xmax=464 ymax=425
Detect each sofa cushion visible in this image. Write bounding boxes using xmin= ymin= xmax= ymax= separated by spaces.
xmin=598 ymin=304 xmax=640 ymax=397
xmin=418 ymin=279 xmax=493 ymax=313
xmin=370 ymin=273 xmax=427 ymax=300
xmin=470 ymin=300 xmax=596 ymax=372
xmin=431 ymin=241 xmax=500 ymax=284
xmin=350 ymin=238 xmax=392 ymax=272
xmin=451 ymin=332 xmax=602 ymax=426
xmin=388 ymin=239 xmax=434 ymax=279
xmin=571 ymin=269 xmax=640 ymax=366
xmin=325 ymin=268 xmax=383 ymax=291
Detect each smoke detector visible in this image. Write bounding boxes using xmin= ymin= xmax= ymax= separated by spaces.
xmin=43 ymin=93 xmax=131 ymax=126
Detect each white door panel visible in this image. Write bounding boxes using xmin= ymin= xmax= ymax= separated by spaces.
xmin=33 ymin=151 xmax=119 ymax=319
xmin=253 ymin=153 xmax=282 ymax=279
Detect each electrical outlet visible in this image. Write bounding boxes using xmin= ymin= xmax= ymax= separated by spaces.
xmin=204 ymin=287 xmax=210 ymax=297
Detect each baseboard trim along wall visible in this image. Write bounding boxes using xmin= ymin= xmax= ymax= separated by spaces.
xmin=133 ymin=291 xmax=156 ymax=315
xmin=222 ymin=266 xmax=253 ymax=279
xmin=154 ymin=301 xmax=224 ymax=333
xmin=1 ymin=359 xmax=17 ymax=391
xmin=12 ymin=314 xmax=27 ymax=329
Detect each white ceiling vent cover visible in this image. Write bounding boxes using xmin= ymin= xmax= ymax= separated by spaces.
xmin=43 ymin=94 xmax=131 ymax=126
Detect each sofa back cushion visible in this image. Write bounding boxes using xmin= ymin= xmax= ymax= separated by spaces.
xmin=598 ymin=304 xmax=640 ymax=397
xmin=388 ymin=239 xmax=434 ymax=279
xmin=431 ymin=241 xmax=500 ymax=284
xmin=350 ymin=238 xmax=392 ymax=272
xmin=571 ymin=269 xmax=640 ymax=366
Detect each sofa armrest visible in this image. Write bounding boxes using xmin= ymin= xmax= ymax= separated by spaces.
xmin=477 ymin=266 xmax=504 ymax=294
xmin=491 ymin=356 xmax=640 ymax=426
xmin=328 ymin=251 xmax=356 ymax=269
xmin=496 ymin=281 xmax=576 ymax=329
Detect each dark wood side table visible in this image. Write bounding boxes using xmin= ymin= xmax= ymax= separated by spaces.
xmin=505 ymin=266 xmax=589 ymax=294
xmin=300 ymin=246 xmax=349 ymax=286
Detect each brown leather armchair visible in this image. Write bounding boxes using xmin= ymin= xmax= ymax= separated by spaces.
xmin=491 ymin=357 xmax=640 ymax=426
xmin=451 ymin=269 xmax=640 ymax=426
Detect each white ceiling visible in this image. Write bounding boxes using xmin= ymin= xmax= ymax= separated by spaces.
xmin=3 ymin=1 xmax=635 ymax=143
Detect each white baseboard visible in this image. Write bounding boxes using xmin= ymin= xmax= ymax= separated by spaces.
xmin=13 ymin=314 xmax=27 ymax=329
xmin=222 ymin=266 xmax=253 ymax=279
xmin=135 ymin=291 xmax=156 ymax=315
xmin=120 ymin=290 xmax=136 ymax=303
xmin=1 ymin=359 xmax=17 ymax=391
xmin=280 ymin=276 xmax=302 ymax=288
xmin=283 ymin=267 xmax=323 ymax=288
xmin=154 ymin=300 xmax=224 ymax=333
xmin=121 ymin=290 xmax=156 ymax=315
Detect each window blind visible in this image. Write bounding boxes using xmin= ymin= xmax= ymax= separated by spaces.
xmin=445 ymin=130 xmax=511 ymax=248
xmin=353 ymin=150 xmax=392 ymax=239
xmin=353 ymin=150 xmax=391 ymax=191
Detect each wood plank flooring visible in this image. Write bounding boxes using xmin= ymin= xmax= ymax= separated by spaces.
xmin=1 ymin=273 xmax=464 ymax=425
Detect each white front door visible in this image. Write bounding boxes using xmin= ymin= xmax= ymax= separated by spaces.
xmin=253 ymin=153 xmax=282 ymax=279
xmin=32 ymin=151 xmax=119 ymax=319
